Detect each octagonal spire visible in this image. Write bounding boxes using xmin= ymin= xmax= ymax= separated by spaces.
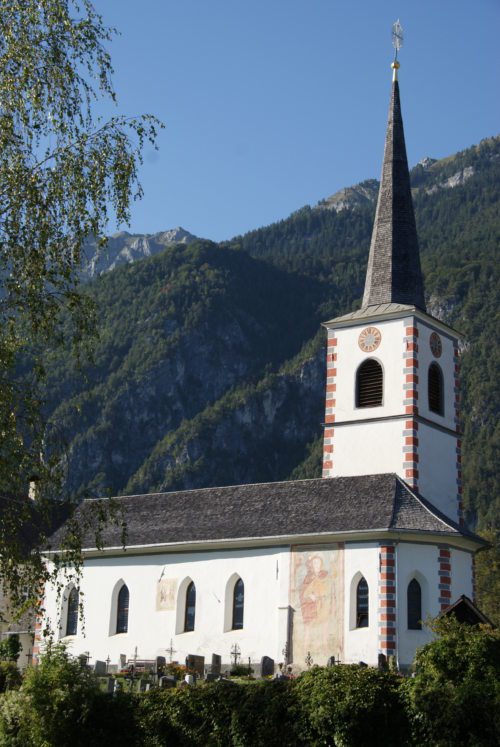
xmin=362 ymin=65 xmax=426 ymax=311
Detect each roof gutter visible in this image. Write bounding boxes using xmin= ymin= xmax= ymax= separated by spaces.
xmin=44 ymin=527 xmax=485 ymax=560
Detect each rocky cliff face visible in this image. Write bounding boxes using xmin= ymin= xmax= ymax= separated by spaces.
xmin=81 ymin=227 xmax=197 ymax=278
xmin=125 ymin=340 xmax=326 ymax=494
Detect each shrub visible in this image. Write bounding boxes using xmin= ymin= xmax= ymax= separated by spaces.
xmin=405 ymin=617 xmax=500 ymax=746
xmin=229 ymin=680 xmax=300 ymax=746
xmin=138 ymin=680 xmax=300 ymax=747
xmin=0 ymin=636 xmax=21 ymax=663
xmin=138 ymin=682 xmax=240 ymax=746
xmin=294 ymin=664 xmax=410 ymax=747
xmin=0 ymin=643 xmax=138 ymax=746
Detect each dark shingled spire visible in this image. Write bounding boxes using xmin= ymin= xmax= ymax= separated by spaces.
xmin=362 ymin=75 xmax=426 ymax=310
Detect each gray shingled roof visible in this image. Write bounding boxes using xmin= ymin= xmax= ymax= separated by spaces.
xmin=362 ymin=79 xmax=426 ymax=311
xmin=48 ymin=474 xmax=480 ymax=551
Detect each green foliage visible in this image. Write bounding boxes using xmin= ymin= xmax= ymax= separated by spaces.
xmin=295 ymin=665 xmax=410 ymax=747
xmin=137 ymin=680 xmax=300 ymax=747
xmin=0 ymin=637 xmax=20 ymax=664
xmin=0 ymin=0 xmax=160 ymax=613
xmin=475 ymin=530 xmax=500 ymax=627
xmin=0 ymin=644 xmax=138 ymax=746
xmin=405 ymin=617 xmax=500 ymax=746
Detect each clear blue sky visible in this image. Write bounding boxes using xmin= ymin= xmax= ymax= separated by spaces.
xmin=99 ymin=0 xmax=499 ymax=242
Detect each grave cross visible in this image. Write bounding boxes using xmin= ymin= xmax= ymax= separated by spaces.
xmin=25 ymin=648 xmax=32 ymax=667
xmin=165 ymin=638 xmax=176 ymax=663
xmin=230 ymin=643 xmax=241 ymax=667
xmin=106 ymin=655 xmax=111 ymax=673
xmin=305 ymin=651 xmax=313 ymax=669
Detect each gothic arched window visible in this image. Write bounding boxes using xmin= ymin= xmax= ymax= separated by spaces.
xmin=356 ymin=577 xmax=369 ymax=628
xmin=407 ymin=578 xmax=422 ymax=630
xmin=356 ymin=360 xmax=383 ymax=408
xmin=66 ymin=587 xmax=79 ymax=636
xmin=428 ymin=363 xmax=444 ymax=415
xmin=232 ymin=578 xmax=244 ymax=630
xmin=184 ymin=581 xmax=196 ymax=632
xmin=116 ymin=584 xmax=130 ymax=634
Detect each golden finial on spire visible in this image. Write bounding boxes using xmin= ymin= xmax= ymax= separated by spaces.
xmin=391 ymin=20 xmax=403 ymax=81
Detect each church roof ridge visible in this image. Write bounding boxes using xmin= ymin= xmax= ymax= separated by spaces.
xmin=362 ymin=70 xmax=426 ymax=311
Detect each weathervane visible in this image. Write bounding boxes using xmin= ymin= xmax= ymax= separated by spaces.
xmin=391 ymin=20 xmax=403 ymax=80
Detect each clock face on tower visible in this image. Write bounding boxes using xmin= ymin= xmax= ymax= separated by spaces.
xmin=430 ymin=332 xmax=442 ymax=358
xmin=358 ymin=326 xmax=382 ymax=353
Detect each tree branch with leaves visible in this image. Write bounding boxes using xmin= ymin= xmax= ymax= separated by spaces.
xmin=0 ymin=0 xmax=162 ymax=616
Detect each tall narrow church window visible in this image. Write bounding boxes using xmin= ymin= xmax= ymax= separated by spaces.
xmin=356 ymin=360 xmax=383 ymax=408
xmin=116 ymin=584 xmax=129 ymax=634
xmin=184 ymin=581 xmax=196 ymax=632
xmin=407 ymin=579 xmax=422 ymax=630
xmin=428 ymin=363 xmax=444 ymax=415
xmin=232 ymin=578 xmax=244 ymax=630
xmin=66 ymin=587 xmax=79 ymax=636
xmin=356 ymin=577 xmax=369 ymax=628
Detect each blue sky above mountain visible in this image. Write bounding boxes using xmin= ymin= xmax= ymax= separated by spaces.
xmin=98 ymin=0 xmax=499 ymax=242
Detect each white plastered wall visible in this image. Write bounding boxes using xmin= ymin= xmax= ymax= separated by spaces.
xmin=333 ymin=420 xmax=404 ymax=478
xmin=414 ymin=321 xmax=459 ymax=521
xmin=418 ymin=424 xmax=458 ymax=521
xmin=396 ymin=543 xmax=439 ymax=667
xmin=334 ymin=318 xmax=407 ymax=421
xmin=43 ymin=545 xmax=290 ymax=668
xmin=451 ymin=548 xmax=473 ymax=602
xmin=343 ymin=543 xmax=379 ymax=666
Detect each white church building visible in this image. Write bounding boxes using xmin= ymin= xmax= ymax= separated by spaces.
xmin=38 ymin=59 xmax=485 ymax=672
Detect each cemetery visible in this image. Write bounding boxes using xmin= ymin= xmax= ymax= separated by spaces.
xmin=0 ymin=618 xmax=499 ymax=746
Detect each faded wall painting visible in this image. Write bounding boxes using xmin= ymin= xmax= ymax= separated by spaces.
xmin=156 ymin=578 xmax=178 ymax=611
xmin=290 ymin=544 xmax=344 ymax=666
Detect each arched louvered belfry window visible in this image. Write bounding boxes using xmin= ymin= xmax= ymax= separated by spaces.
xmin=428 ymin=363 xmax=444 ymax=415
xmin=116 ymin=584 xmax=130 ymax=634
xmin=66 ymin=587 xmax=79 ymax=636
xmin=407 ymin=579 xmax=422 ymax=630
xmin=356 ymin=359 xmax=383 ymax=408
xmin=184 ymin=581 xmax=196 ymax=632
xmin=356 ymin=577 xmax=369 ymax=628
xmin=232 ymin=578 xmax=244 ymax=630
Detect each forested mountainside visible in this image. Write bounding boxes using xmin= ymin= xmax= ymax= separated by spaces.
xmin=41 ymin=137 xmax=499 ymax=543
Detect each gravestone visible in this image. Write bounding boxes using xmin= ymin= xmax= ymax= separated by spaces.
xmin=261 ymin=656 xmax=274 ymax=677
xmin=160 ymin=675 xmax=176 ymax=689
xmin=156 ymin=656 xmax=166 ymax=674
xmin=378 ymin=653 xmax=387 ymax=671
xmin=94 ymin=660 xmax=107 ymax=676
xmin=78 ymin=654 xmax=89 ymax=668
xmin=327 ymin=656 xmax=337 ymax=667
xmin=119 ymin=654 xmax=127 ymax=670
xmin=186 ymin=654 xmax=205 ymax=678
xmin=105 ymin=677 xmax=115 ymax=693
xmin=206 ymin=672 xmax=219 ymax=683
xmin=211 ymin=654 xmax=221 ymax=676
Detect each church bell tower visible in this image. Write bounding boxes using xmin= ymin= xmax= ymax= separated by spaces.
xmin=322 ymin=58 xmax=463 ymax=525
